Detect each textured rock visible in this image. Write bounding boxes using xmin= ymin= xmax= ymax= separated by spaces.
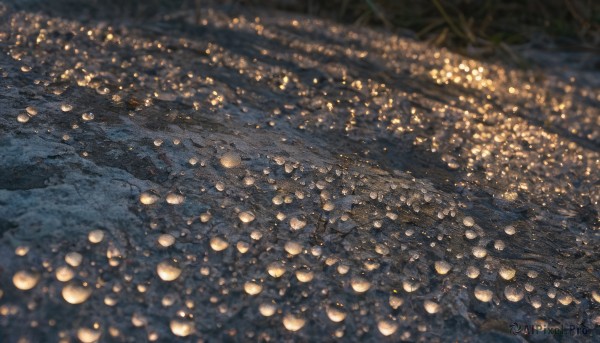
xmin=0 ymin=1 xmax=598 ymax=342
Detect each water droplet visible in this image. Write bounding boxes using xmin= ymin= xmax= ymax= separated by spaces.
xmin=284 ymin=241 xmax=303 ymax=255
xmin=236 ymin=241 xmax=250 ymax=253
xmin=498 ymin=266 xmax=516 ymax=280
xmin=12 ymin=270 xmax=39 ymax=290
xmin=268 ymin=262 xmax=286 ymax=278
xmin=170 ymin=319 xmax=194 ymax=337
xmin=504 ymin=285 xmax=524 ymax=302
xmin=158 ymin=234 xmax=175 ymax=247
xmin=140 ymin=192 xmax=159 ymax=205
xmin=210 ymin=236 xmax=229 ymax=251
xmin=434 ymin=260 xmax=452 ymax=275
xmin=466 ymin=266 xmax=480 ymax=279
xmin=464 ymin=230 xmax=477 ymax=240
xmin=592 ymin=291 xmax=600 ymax=303
xmin=377 ymin=320 xmax=398 ymax=336
xmin=165 ymin=193 xmax=184 ymax=205
xmin=244 ymin=281 xmax=263 ymax=295
xmin=389 ymin=295 xmax=403 ymax=309
xmin=474 ymin=285 xmax=493 ymax=302
xmin=62 ymin=282 xmax=92 ymax=304
xmin=472 ymin=247 xmax=487 ymax=258
xmin=424 ymin=300 xmax=440 ymax=314
xmin=402 ymin=280 xmax=420 ymax=293
xmin=61 ymin=104 xmax=73 ymax=112
xmin=156 ymin=261 xmax=182 ymax=281
xmin=557 ymin=294 xmax=573 ymax=306
xmin=81 ymin=112 xmax=95 ymax=121
xmin=463 ymin=216 xmax=475 ymax=227
xmin=25 ymin=106 xmax=37 ymax=116
xmin=295 ymin=268 xmax=314 ymax=283
xmin=290 ymin=217 xmax=306 ymax=230
xmin=259 ymin=303 xmax=276 ymax=317
xmin=55 ymin=266 xmax=75 ymax=282
xmin=504 ymin=225 xmax=516 ymax=235
xmin=88 ymin=230 xmax=104 ymax=244
xmin=17 ymin=113 xmax=30 ymax=123
xmin=65 ymin=252 xmax=83 ymax=267
xmin=350 ymin=277 xmax=370 ymax=293
xmin=220 ymin=152 xmax=241 ymax=168
xmin=326 ymin=304 xmax=346 ymax=322
xmin=238 ymin=211 xmax=255 ymax=223
xmin=15 ymin=246 xmax=29 ymax=256
xmin=77 ymin=327 xmax=101 ymax=343
xmin=283 ymin=314 xmax=305 ymax=332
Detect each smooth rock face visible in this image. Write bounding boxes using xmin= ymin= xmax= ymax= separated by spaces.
xmin=0 ymin=1 xmax=598 ymax=342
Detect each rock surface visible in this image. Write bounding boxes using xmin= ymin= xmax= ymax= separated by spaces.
xmin=0 ymin=1 xmax=598 ymax=342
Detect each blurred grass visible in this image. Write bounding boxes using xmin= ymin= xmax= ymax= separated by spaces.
xmin=240 ymin=0 xmax=600 ymax=64
xmin=6 ymin=0 xmax=599 ymax=65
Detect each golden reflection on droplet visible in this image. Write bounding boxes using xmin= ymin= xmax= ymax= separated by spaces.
xmin=65 ymin=252 xmax=83 ymax=267
xmin=238 ymin=211 xmax=255 ymax=223
xmin=55 ymin=266 xmax=75 ymax=282
xmin=389 ymin=295 xmax=403 ymax=309
xmin=424 ymin=300 xmax=440 ymax=314
xmin=88 ymin=230 xmax=104 ymax=244
xmin=377 ymin=320 xmax=398 ymax=336
xmin=268 ymin=262 xmax=286 ymax=278
xmin=220 ymin=152 xmax=241 ymax=168
xmin=12 ymin=270 xmax=39 ymax=290
xmin=165 ymin=193 xmax=184 ymax=205
xmin=259 ymin=303 xmax=276 ymax=317
xmin=62 ymin=282 xmax=93 ymax=304
xmin=402 ymin=280 xmax=420 ymax=293
xmin=17 ymin=113 xmax=30 ymax=123
xmin=244 ymin=281 xmax=262 ymax=295
xmin=466 ymin=266 xmax=480 ymax=279
xmin=498 ymin=266 xmax=516 ymax=280
xmin=350 ymin=277 xmax=370 ymax=293
xmin=295 ymin=268 xmax=314 ymax=283
xmin=140 ymin=192 xmax=159 ymax=205
xmin=284 ymin=241 xmax=302 ymax=255
xmin=290 ymin=217 xmax=307 ymax=230
xmin=210 ymin=236 xmax=229 ymax=251
xmin=472 ymin=247 xmax=487 ymax=258
xmin=434 ymin=260 xmax=452 ymax=275
xmin=504 ymin=285 xmax=524 ymax=302
xmin=170 ymin=319 xmax=194 ymax=337
xmin=156 ymin=261 xmax=182 ymax=281
xmin=326 ymin=305 xmax=347 ymax=322
xmin=463 ymin=216 xmax=475 ymax=227
xmin=283 ymin=314 xmax=305 ymax=332
xmin=158 ymin=234 xmax=176 ymax=247
xmin=474 ymin=285 xmax=493 ymax=302
xmin=77 ymin=327 xmax=101 ymax=343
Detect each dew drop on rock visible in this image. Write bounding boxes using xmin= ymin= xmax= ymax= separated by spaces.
xmin=504 ymin=285 xmax=524 ymax=302
xmin=88 ymin=230 xmax=104 ymax=244
xmin=17 ymin=113 xmax=30 ymax=123
xmin=424 ymin=300 xmax=440 ymax=314
xmin=283 ymin=314 xmax=305 ymax=332
xmin=156 ymin=261 xmax=182 ymax=281
xmin=377 ymin=320 xmax=398 ymax=336
xmin=210 ymin=236 xmax=229 ymax=251
xmin=77 ymin=327 xmax=101 ymax=343
xmin=474 ymin=285 xmax=493 ymax=302
xmin=434 ymin=260 xmax=452 ymax=275
xmin=12 ymin=270 xmax=39 ymax=290
xmin=350 ymin=277 xmax=371 ymax=293
xmin=220 ymin=152 xmax=241 ymax=168
xmin=244 ymin=281 xmax=263 ymax=295
xmin=238 ymin=211 xmax=255 ymax=223
xmin=62 ymin=282 xmax=93 ymax=304
xmin=170 ymin=319 xmax=194 ymax=337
